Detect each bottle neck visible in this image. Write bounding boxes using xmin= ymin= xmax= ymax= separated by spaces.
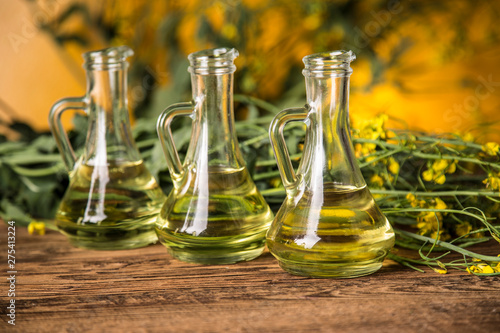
xmin=184 ymin=71 xmax=244 ymax=169
xmin=298 ymin=73 xmax=366 ymax=189
xmin=306 ymin=75 xmax=349 ymax=128
xmin=83 ymin=64 xmax=140 ymax=165
xmin=88 ymin=65 xmax=127 ymax=115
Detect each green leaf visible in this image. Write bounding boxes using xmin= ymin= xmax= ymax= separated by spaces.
xmin=0 ymin=199 xmax=31 ymax=225
xmin=31 ymin=135 xmax=57 ymax=153
xmin=0 ymin=141 xmax=26 ymax=154
xmin=144 ymin=141 xmax=167 ymax=180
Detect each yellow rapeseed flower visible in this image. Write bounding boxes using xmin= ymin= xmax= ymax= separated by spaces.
xmin=437 ymin=160 xmax=457 ymax=173
xmin=350 ymin=57 xmax=372 ymax=88
xmin=415 ymin=207 xmax=449 ymax=240
xmin=221 ymin=24 xmax=238 ymax=41
xmin=466 ymin=265 xmax=478 ymax=274
xmin=303 ymin=13 xmax=322 ymax=30
xmin=373 ymin=114 xmax=388 ymax=131
xmin=434 ymin=174 xmax=446 ymax=184
xmin=354 ymin=114 xmax=388 ymax=142
xmin=241 ymin=0 xmax=267 ymax=10
xmin=365 ymin=155 xmax=377 ymax=164
xmin=406 ymin=193 xmax=425 ymax=208
xmin=269 ymin=177 xmax=282 ymax=188
xmin=432 ymin=267 xmax=448 ymax=274
xmin=466 ymin=258 xmax=500 ymax=274
xmin=354 ymin=143 xmax=363 ymax=158
xmin=28 ymin=221 xmax=45 ymax=235
xmin=481 ymin=265 xmax=495 ymax=274
xmin=364 ymin=142 xmax=377 ymax=151
xmin=388 ymin=157 xmax=400 ymax=174
xmin=407 ymin=193 xmax=451 ymax=240
xmin=471 ymin=264 xmax=494 ymax=274
xmin=483 ymin=172 xmax=500 ymax=190
xmin=406 ymin=193 xmax=416 ymax=202
xmin=447 ymin=161 xmax=457 ymax=173
xmin=204 ymin=2 xmax=225 ymax=32
xmin=422 ymin=169 xmax=433 ymax=182
xmin=416 ymin=212 xmax=440 ymax=235
xmin=456 ymin=222 xmax=472 ymax=237
xmin=432 ymin=159 xmax=449 ymax=172
xmin=370 ymin=174 xmax=384 ymax=187
xmin=422 ymin=159 xmax=457 ymax=184
xmin=434 ymin=198 xmax=447 ymax=210
xmin=462 ymin=132 xmax=475 ymax=142
xmin=482 ymin=142 xmax=500 ymax=156
xmin=383 ymin=173 xmax=394 ymax=183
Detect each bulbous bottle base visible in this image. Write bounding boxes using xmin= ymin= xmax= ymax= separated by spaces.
xmin=55 ymin=160 xmax=165 ymax=250
xmin=155 ymin=229 xmax=267 ymax=264
xmin=273 ymin=256 xmax=385 ymax=278
xmin=57 ymin=222 xmax=159 ymax=250
xmin=155 ymin=166 xmax=274 ymax=264
xmin=266 ymin=185 xmax=395 ymax=278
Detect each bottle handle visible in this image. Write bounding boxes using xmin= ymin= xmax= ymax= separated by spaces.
xmin=48 ymin=97 xmax=88 ymax=172
xmin=269 ymin=107 xmax=308 ymax=190
xmin=157 ymin=102 xmax=194 ymax=180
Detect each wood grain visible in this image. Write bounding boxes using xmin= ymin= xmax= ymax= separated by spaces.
xmin=1 ymin=223 xmax=499 ymax=332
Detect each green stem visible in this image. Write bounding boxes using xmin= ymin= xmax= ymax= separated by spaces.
xmin=3 ymin=154 xmax=62 ymax=165
xmin=241 ymin=133 xmax=269 ymax=146
xmin=370 ymin=189 xmax=500 ymax=197
xmin=10 ymin=164 xmax=65 ymax=177
xmin=256 ymin=153 xmax=301 ymax=167
xmin=412 ymin=152 xmax=500 ymax=170
xmin=395 ymin=229 xmax=500 ymax=262
xmin=136 ymin=138 xmax=158 ymax=148
xmin=261 ymin=188 xmax=286 ymax=196
xmin=415 ymin=136 xmax=483 ymax=150
xmin=354 ymin=137 xmax=500 ymax=170
xmin=234 ymin=94 xmax=279 ymax=114
xmin=253 ymin=170 xmax=281 ymax=181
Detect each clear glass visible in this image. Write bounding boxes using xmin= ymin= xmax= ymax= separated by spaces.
xmin=267 ymin=50 xmax=395 ymax=278
xmin=156 ymin=48 xmax=274 ymax=264
xmin=49 ymin=46 xmax=165 ymax=250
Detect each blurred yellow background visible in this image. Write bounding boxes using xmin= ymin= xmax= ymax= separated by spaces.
xmin=1 ymin=0 xmax=500 ymax=141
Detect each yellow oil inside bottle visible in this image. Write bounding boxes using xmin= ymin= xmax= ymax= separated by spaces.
xmin=267 ymin=184 xmax=395 ymax=278
xmin=155 ymin=166 xmax=274 ymax=264
xmin=56 ymin=160 xmax=165 ymax=250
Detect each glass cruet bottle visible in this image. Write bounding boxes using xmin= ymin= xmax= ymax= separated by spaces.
xmin=156 ymin=48 xmax=274 ymax=264
xmin=267 ymin=50 xmax=395 ymax=278
xmin=49 ymin=46 xmax=165 ymax=250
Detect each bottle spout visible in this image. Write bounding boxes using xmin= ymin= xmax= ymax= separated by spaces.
xmin=303 ymin=50 xmax=356 ymax=77
xmin=188 ymin=47 xmax=239 ymax=75
xmin=83 ymin=46 xmax=134 ymax=68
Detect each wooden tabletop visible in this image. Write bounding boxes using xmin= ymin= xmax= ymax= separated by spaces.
xmin=1 ymin=223 xmax=499 ymax=333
